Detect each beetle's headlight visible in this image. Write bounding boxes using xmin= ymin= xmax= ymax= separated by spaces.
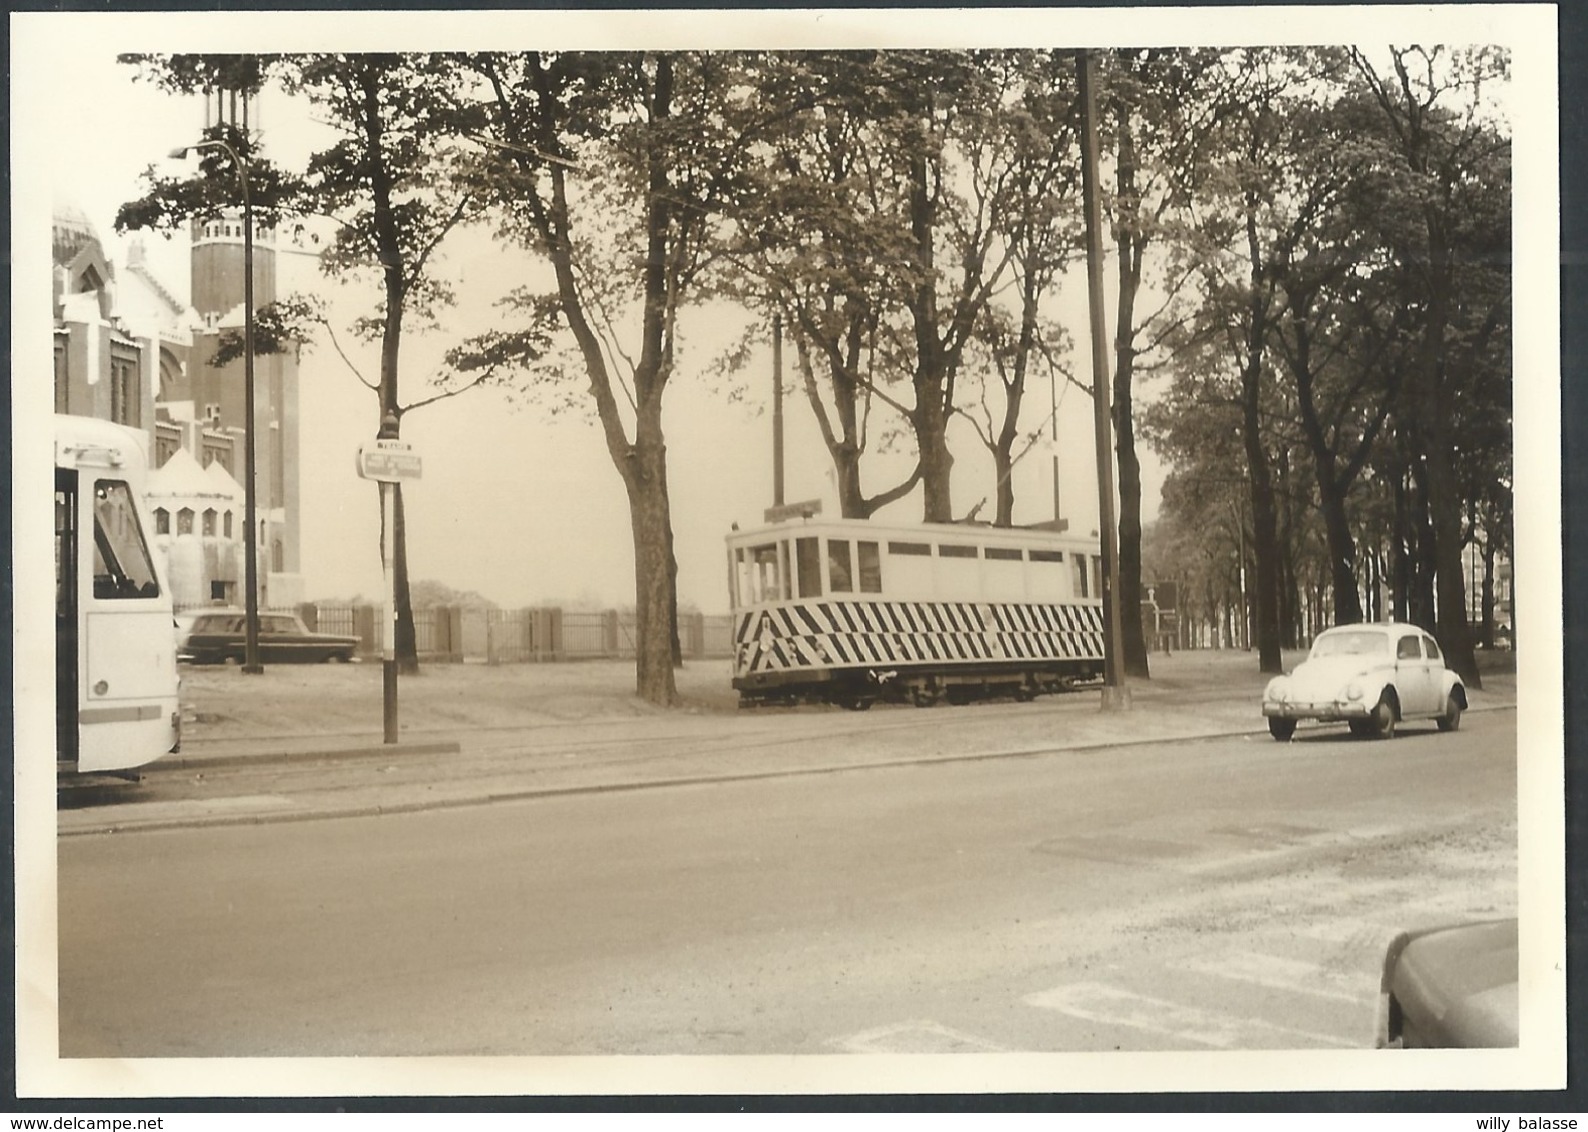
xmin=1264 ymin=677 xmax=1287 ymax=702
xmin=1346 ymin=681 xmax=1365 ymax=701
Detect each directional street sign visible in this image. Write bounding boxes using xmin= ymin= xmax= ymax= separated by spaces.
xmin=356 ymin=438 xmax=423 ymax=483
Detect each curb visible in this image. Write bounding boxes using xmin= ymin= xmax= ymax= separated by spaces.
xmin=158 ymin=739 xmax=462 ymax=772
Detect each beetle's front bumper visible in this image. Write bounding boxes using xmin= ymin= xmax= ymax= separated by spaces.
xmin=1262 ymin=699 xmax=1372 ymax=722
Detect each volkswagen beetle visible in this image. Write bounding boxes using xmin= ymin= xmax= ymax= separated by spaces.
xmin=1261 ymin=622 xmax=1466 ymax=741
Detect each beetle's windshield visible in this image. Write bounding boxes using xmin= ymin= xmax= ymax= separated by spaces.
xmin=1311 ymin=630 xmax=1388 ymax=658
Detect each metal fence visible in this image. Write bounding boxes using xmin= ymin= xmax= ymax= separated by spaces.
xmin=284 ymin=603 xmax=733 ymax=665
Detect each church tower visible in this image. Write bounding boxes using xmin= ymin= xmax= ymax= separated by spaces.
xmin=185 ymin=84 xmax=304 ymax=608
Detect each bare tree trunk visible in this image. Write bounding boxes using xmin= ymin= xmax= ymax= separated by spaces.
xmin=1240 ymin=210 xmax=1284 ymax=674
xmin=393 ymin=486 xmax=419 ymax=675
xmin=627 ymin=429 xmax=678 ymax=705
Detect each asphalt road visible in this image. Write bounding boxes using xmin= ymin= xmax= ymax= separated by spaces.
xmin=57 ymin=710 xmax=1515 ymax=1062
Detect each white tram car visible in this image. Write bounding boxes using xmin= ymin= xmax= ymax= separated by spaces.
xmin=55 ymin=415 xmax=181 ymax=773
xmin=726 ymin=516 xmax=1106 ymax=707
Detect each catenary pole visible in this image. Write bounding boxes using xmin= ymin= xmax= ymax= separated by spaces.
xmin=1076 ymin=49 xmax=1130 ymax=710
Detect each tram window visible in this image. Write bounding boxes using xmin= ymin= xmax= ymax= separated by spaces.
xmin=857 ymin=541 xmax=882 ymax=593
xmin=987 ymin=547 xmax=1024 ymax=561
xmin=91 ymin=480 xmax=160 ymax=600
xmin=829 ymin=540 xmax=853 ymax=593
xmin=1030 ymin=549 xmax=1063 ymax=563
xmin=1072 ymin=554 xmax=1090 ymax=598
xmin=55 ymin=487 xmax=73 ymax=616
xmin=1092 ymin=556 xmax=1104 ymax=600
xmin=938 ymin=544 xmax=978 ymax=558
xmin=796 ymin=537 xmax=822 ymax=598
xmin=888 ymin=541 xmax=931 ymax=556
xmin=749 ymin=543 xmax=782 ymax=603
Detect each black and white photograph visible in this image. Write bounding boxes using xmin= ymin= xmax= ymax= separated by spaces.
xmin=11 ymin=3 xmax=1566 ymax=1104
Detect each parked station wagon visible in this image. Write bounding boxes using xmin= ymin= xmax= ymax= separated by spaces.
xmin=177 ymin=609 xmax=359 ymax=665
xmin=1261 ymin=621 xmax=1466 ymax=740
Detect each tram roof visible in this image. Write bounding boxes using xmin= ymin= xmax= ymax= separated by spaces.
xmin=727 ymin=515 xmax=1097 ymax=550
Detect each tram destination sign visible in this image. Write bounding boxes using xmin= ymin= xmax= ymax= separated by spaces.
xmin=356 ymin=438 xmax=424 ymax=483
xmin=764 ymin=498 xmax=822 ymax=523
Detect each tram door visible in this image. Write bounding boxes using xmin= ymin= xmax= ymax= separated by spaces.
xmin=56 ymin=469 xmax=78 ymax=765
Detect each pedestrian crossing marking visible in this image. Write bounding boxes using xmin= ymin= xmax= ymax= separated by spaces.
xmin=1023 ymin=981 xmax=1357 ymax=1049
xmin=1169 ymin=950 xmax=1374 ymax=1005
xmin=834 ymin=1019 xmax=1008 ymax=1054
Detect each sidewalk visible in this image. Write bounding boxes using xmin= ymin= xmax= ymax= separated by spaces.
xmin=169 ymin=646 xmax=1519 ymax=766
xmin=61 ymin=648 xmax=1520 ymax=834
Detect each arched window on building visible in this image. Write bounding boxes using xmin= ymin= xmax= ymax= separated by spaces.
xmin=177 ymin=507 xmax=194 ymax=535
xmin=154 ymin=508 xmax=170 ymax=536
xmin=224 ymin=511 xmax=233 ymax=538
xmin=202 ymin=508 xmax=217 ymax=537
xmin=272 ymin=539 xmax=284 ymax=573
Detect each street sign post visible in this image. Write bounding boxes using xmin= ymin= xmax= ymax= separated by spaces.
xmin=357 ymin=430 xmax=423 ymax=744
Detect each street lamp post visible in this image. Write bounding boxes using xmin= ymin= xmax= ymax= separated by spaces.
xmin=171 ymin=138 xmax=263 ymax=674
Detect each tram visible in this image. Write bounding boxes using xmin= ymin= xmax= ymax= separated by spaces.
xmin=727 ymin=514 xmax=1106 ymax=707
xmin=55 ymin=415 xmax=181 ymax=773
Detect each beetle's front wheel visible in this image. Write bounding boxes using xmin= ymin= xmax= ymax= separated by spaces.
xmin=1368 ymin=695 xmax=1397 ymax=740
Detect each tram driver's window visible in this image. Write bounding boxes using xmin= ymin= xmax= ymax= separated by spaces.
xmin=857 ymin=541 xmax=882 ymax=593
xmin=829 ymin=539 xmax=853 ymax=593
xmin=750 ymin=543 xmax=781 ymax=603
xmin=91 ymin=481 xmax=160 ymax=600
xmin=796 ymin=537 xmax=822 ymax=598
xmin=1072 ymin=554 xmax=1090 ymax=598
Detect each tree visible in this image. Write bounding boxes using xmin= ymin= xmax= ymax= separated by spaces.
xmin=725 ymin=50 xmax=1031 ymax=524
xmin=723 ymin=51 xmax=924 ymax=518
xmin=1093 ymin=49 xmax=1241 ymax=677
xmin=118 ymin=53 xmax=496 ymax=674
xmin=1264 ymin=88 xmax=1409 ymax=627
xmin=1349 ymin=45 xmax=1510 ymax=687
xmin=455 ymin=51 xmax=777 ymax=705
xmin=1172 ymin=49 xmax=1315 ymax=674
xmin=953 ymin=50 xmax=1083 ymax=528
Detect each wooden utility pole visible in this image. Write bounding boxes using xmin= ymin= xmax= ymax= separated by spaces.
xmin=1076 ymin=49 xmax=1130 ymax=711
